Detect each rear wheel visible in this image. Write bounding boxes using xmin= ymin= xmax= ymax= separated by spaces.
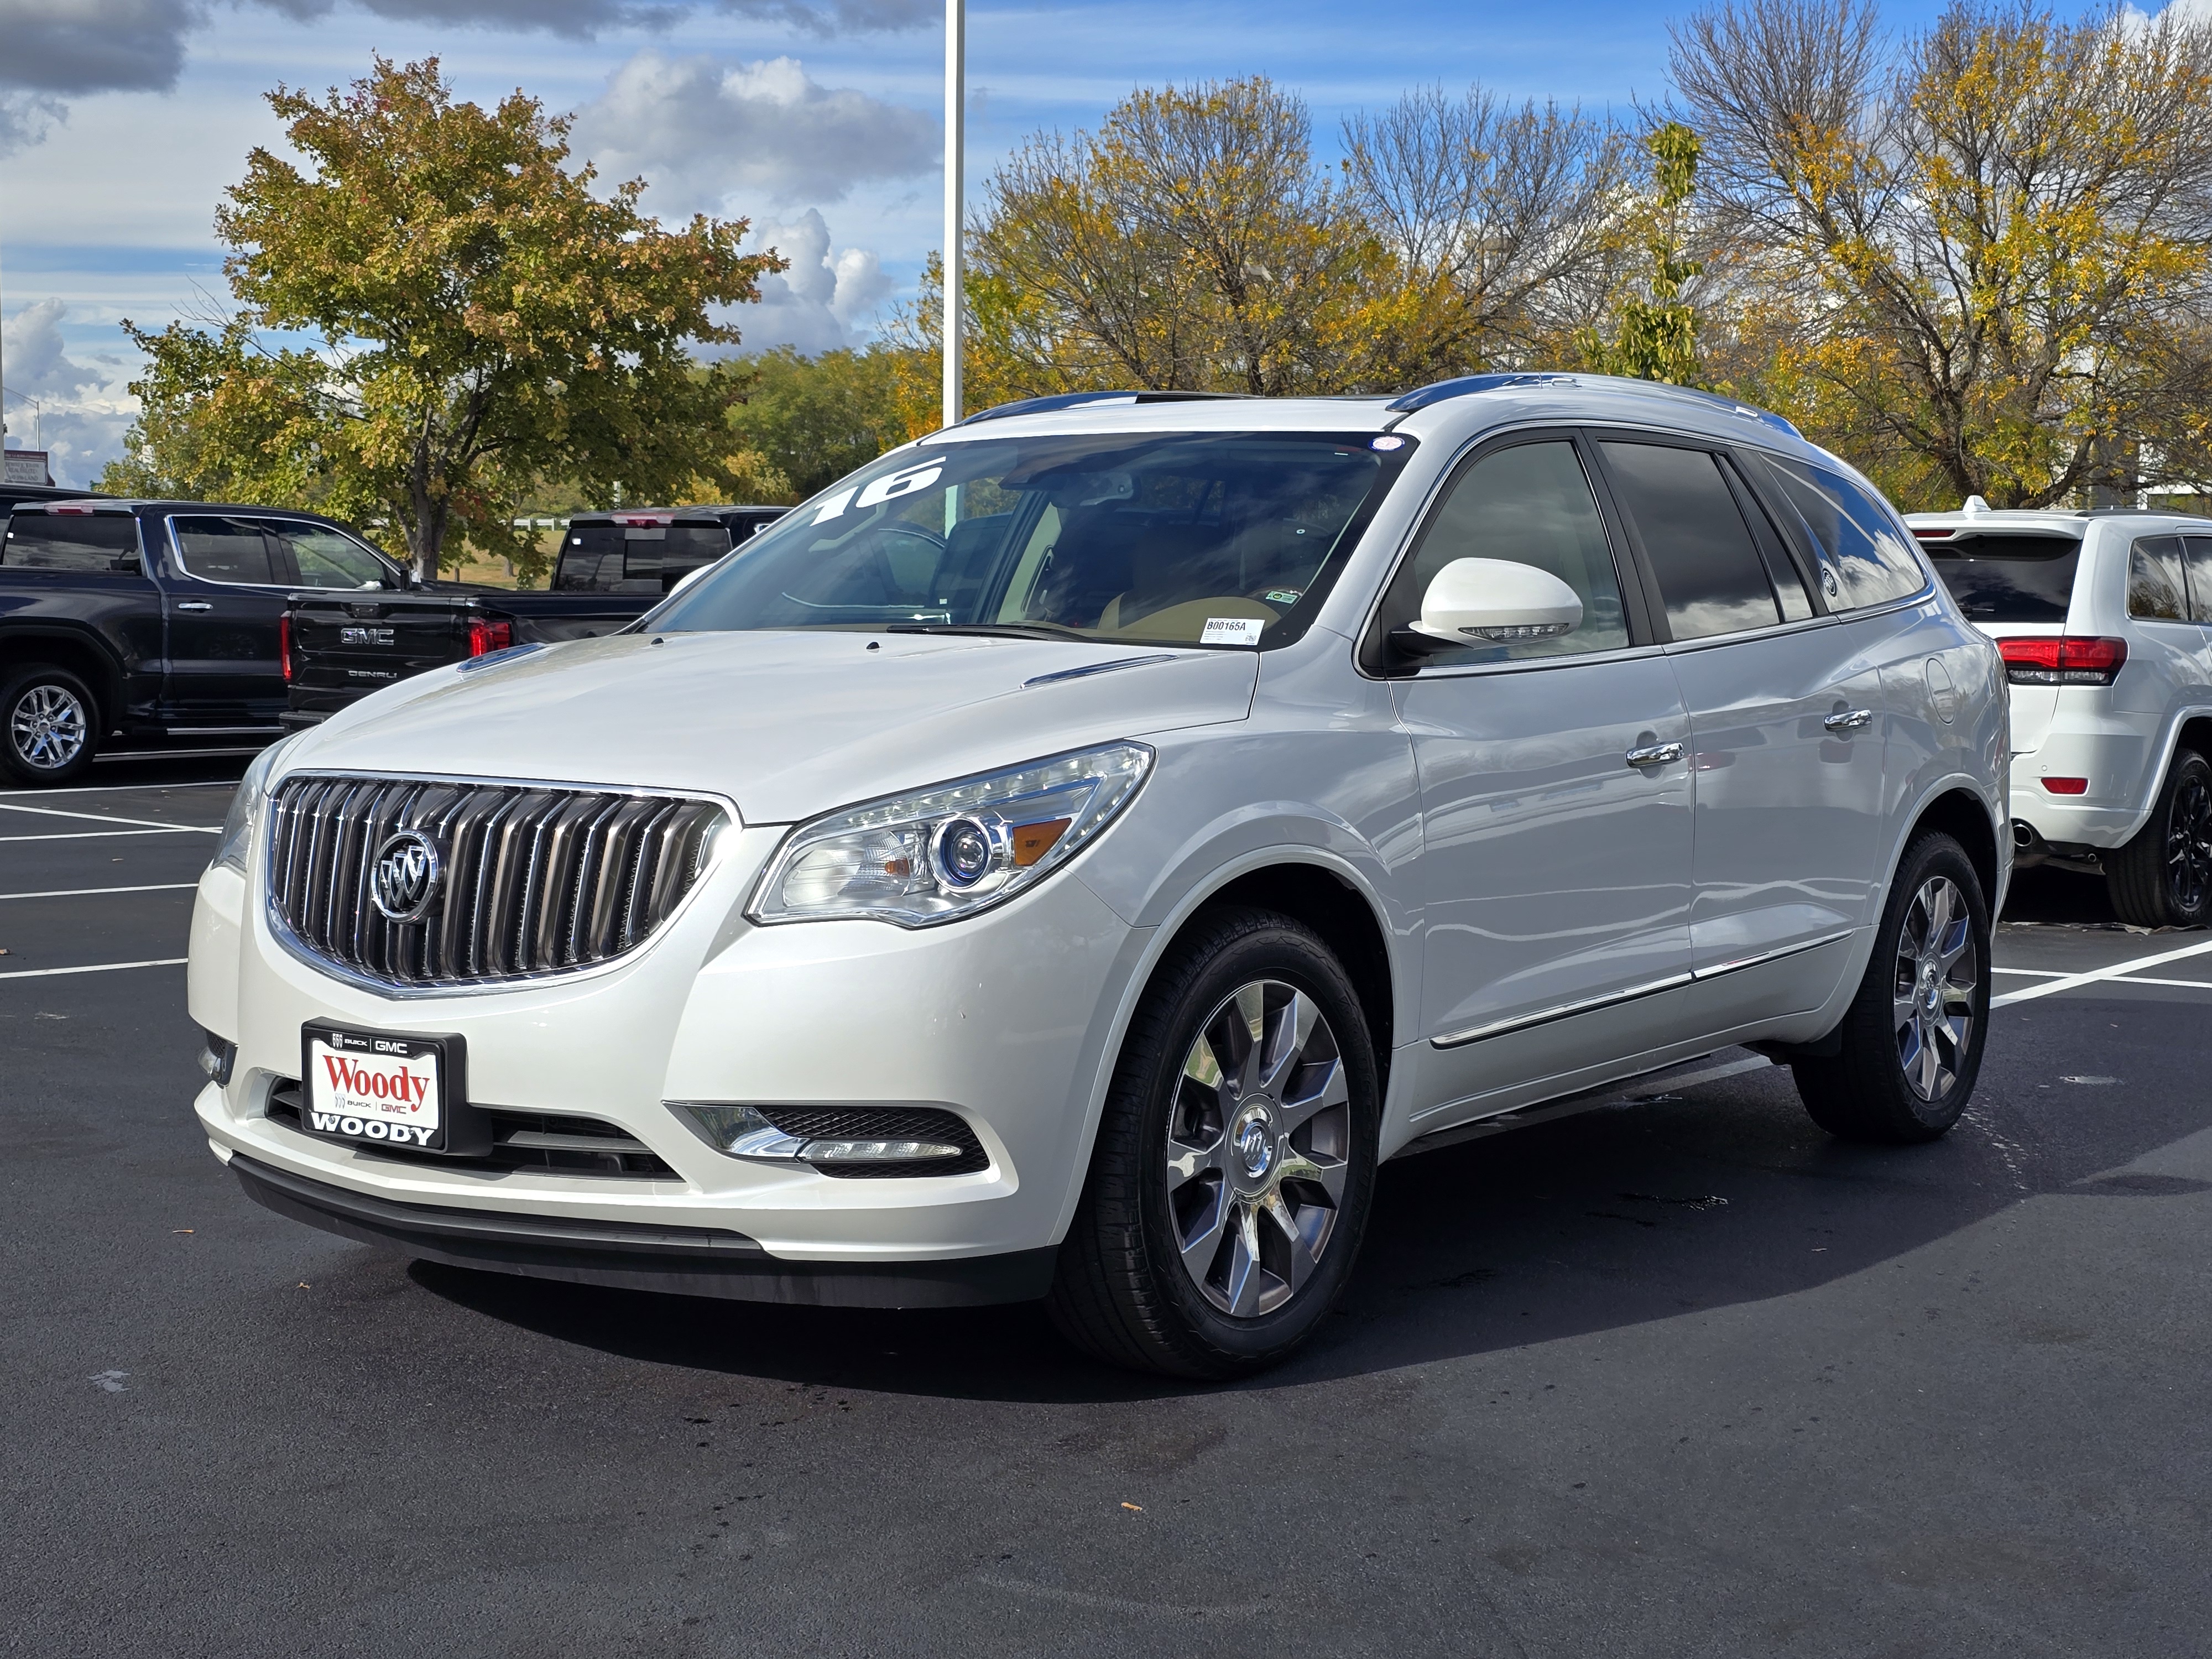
xmin=1047 ymin=907 xmax=1380 ymax=1379
xmin=0 ymin=665 xmax=100 ymax=786
xmin=1793 ymin=833 xmax=1989 ymax=1144
xmin=2106 ymin=749 xmax=2212 ymax=928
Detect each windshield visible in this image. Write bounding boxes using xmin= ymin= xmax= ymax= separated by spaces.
xmin=645 ymin=431 xmax=1407 ymax=648
xmin=1921 ymin=533 xmax=2081 ymax=623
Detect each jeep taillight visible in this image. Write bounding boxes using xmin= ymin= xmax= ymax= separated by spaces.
xmin=466 ymin=615 xmax=514 ymax=658
xmin=279 ymin=614 xmax=293 ymax=682
xmin=1997 ymin=635 xmax=2127 ymax=686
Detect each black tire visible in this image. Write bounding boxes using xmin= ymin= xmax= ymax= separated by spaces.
xmin=2105 ymin=749 xmax=2212 ymax=929
xmin=1047 ymin=906 xmax=1380 ymax=1380
xmin=0 ymin=664 xmax=101 ymax=786
xmin=1793 ymin=832 xmax=1990 ymax=1144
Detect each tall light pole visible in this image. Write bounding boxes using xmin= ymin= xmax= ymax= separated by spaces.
xmin=942 ymin=0 xmax=964 ymax=430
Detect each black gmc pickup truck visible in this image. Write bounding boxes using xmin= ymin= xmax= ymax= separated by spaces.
xmin=0 ymin=497 xmax=421 ymax=785
xmin=281 ymin=504 xmax=782 ymax=727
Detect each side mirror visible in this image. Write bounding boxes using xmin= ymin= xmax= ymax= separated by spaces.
xmin=1410 ymin=557 xmax=1583 ymax=648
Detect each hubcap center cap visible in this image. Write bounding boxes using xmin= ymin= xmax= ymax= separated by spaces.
xmin=1232 ymin=1103 xmax=1277 ymax=1182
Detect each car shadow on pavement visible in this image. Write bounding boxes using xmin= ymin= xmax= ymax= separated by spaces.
xmin=404 ymin=997 xmax=2212 ymax=1404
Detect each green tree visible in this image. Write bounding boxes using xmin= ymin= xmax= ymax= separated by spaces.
xmin=1577 ymin=122 xmax=1707 ymax=385
xmin=107 ymin=56 xmax=782 ymax=577
xmin=726 ymin=346 xmax=905 ymax=500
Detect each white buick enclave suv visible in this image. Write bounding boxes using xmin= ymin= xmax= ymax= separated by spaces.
xmin=189 ymin=375 xmax=2008 ymax=1377
xmin=1908 ymin=501 xmax=2212 ymax=927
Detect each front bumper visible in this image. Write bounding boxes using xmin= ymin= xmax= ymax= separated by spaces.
xmin=227 ymin=1152 xmax=1056 ymax=1306
xmin=191 ymin=820 xmax=1151 ymax=1286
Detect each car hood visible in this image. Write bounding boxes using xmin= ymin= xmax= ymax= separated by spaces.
xmin=284 ymin=629 xmax=1259 ymax=823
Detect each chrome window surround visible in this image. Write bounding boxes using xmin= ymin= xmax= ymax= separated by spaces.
xmin=163 ymin=513 xmax=406 ymax=591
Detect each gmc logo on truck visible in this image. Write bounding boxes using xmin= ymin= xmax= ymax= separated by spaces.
xmin=341 ymin=626 xmax=396 ymax=645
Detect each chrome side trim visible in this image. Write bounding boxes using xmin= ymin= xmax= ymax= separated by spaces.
xmin=1428 ymin=930 xmax=1857 ymax=1050
xmin=1431 ymin=971 xmax=1695 ymax=1050
xmin=1691 ymin=928 xmax=1856 ymax=981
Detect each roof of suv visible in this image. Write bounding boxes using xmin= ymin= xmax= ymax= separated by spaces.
xmin=1906 ymin=503 xmax=2212 ymax=541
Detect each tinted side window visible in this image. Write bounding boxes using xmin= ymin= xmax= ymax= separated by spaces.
xmin=1391 ymin=439 xmax=1630 ymax=665
xmin=2 ymin=513 xmax=142 ymax=572
xmin=1763 ymin=457 xmax=1926 ymax=608
xmin=2186 ymin=537 xmax=2212 ymax=624
xmin=278 ymin=523 xmax=397 ymax=589
xmin=173 ymin=518 xmax=281 ymax=585
xmin=2128 ymin=535 xmax=2189 ymax=622
xmin=1599 ymin=441 xmax=1779 ymax=641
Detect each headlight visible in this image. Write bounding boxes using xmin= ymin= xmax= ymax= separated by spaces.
xmin=749 ymin=742 xmax=1153 ymax=927
xmin=209 ymin=737 xmax=295 ymax=875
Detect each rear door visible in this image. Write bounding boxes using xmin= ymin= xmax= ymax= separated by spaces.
xmin=161 ymin=515 xmax=296 ymax=723
xmin=1591 ymin=436 xmax=1887 ymax=1020
xmin=0 ymin=508 xmax=162 ymax=714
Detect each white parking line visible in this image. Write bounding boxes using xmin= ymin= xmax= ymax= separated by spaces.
xmin=0 ymin=779 xmax=239 ymax=797
xmin=1993 ymin=967 xmax=2069 ymax=978
xmin=1991 ymin=936 xmax=2212 ymax=1007
xmin=0 ymin=883 xmax=199 ymax=901
xmin=0 ymin=958 xmax=186 ymax=981
xmin=2100 ymin=975 xmax=2212 ymax=992
xmin=0 ymin=802 xmax=220 ymax=833
xmin=0 ymin=829 xmax=207 ymax=843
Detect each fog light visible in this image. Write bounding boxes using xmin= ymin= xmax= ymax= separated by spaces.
xmin=197 ymin=1032 xmax=236 ymax=1087
xmin=671 ymin=1102 xmax=805 ymax=1159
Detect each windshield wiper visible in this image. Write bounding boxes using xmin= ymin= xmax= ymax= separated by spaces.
xmin=882 ymin=622 xmax=1095 ymax=642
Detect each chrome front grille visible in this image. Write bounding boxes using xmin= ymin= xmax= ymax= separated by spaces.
xmin=267 ymin=774 xmax=725 ymax=989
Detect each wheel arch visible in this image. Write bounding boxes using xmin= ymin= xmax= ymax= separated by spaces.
xmin=0 ymin=624 xmax=125 ymax=733
xmin=1901 ymin=782 xmax=2004 ymax=913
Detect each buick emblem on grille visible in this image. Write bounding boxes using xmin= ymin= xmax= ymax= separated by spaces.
xmin=369 ymin=831 xmax=441 ymax=923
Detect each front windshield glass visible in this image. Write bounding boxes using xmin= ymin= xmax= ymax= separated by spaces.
xmin=646 ymin=431 xmax=1406 ymax=648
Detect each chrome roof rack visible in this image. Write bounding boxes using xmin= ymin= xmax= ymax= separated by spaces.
xmin=1384 ymin=371 xmax=1805 ymax=440
xmin=956 ymin=390 xmax=1257 ymax=426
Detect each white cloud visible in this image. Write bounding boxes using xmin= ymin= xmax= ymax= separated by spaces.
xmin=573 ymin=51 xmax=938 ymax=214
xmin=264 ymin=0 xmax=933 ymax=36
xmin=726 ymin=208 xmax=893 ymax=352
xmin=3 ymin=300 xmax=135 ymax=487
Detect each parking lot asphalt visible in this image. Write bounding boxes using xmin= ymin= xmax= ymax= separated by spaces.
xmin=6 ymin=758 xmax=2210 ymax=1658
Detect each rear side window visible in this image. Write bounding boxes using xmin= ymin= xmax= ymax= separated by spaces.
xmin=1599 ymin=441 xmax=1780 ymax=640
xmin=173 ymin=517 xmax=281 ymax=585
xmin=1763 ymin=457 xmax=1927 ymax=609
xmin=2186 ymin=537 xmax=2212 ymax=624
xmin=278 ymin=523 xmax=397 ymax=589
xmin=1 ymin=512 xmax=142 ymax=572
xmin=2128 ymin=536 xmax=2189 ymax=622
xmin=557 ymin=521 xmax=732 ymax=592
xmin=1919 ymin=533 xmax=2081 ymax=623
xmin=1389 ymin=439 xmax=1630 ymax=665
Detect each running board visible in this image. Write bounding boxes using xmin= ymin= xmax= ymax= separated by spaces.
xmin=1390 ymin=1050 xmax=1775 ymax=1160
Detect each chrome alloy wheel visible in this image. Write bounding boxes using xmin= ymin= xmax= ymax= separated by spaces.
xmin=1893 ymin=875 xmax=1978 ymax=1102
xmin=1164 ymin=979 xmax=1351 ymax=1318
xmin=9 ymin=682 xmax=88 ymax=771
xmin=2166 ymin=771 xmax=2212 ymax=915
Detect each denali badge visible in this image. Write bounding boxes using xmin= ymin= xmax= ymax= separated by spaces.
xmin=369 ymin=831 xmax=441 ymax=922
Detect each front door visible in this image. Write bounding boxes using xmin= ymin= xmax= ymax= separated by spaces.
xmin=161 ymin=515 xmax=298 ymax=724
xmin=1590 ymin=437 xmax=1888 ymax=1022
xmin=1386 ymin=435 xmax=1696 ymax=1130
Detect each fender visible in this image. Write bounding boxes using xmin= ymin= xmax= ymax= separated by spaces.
xmin=1047 ymin=839 xmax=1409 ymax=1249
xmin=0 ymin=620 xmax=132 ymax=727
xmin=2103 ymin=701 xmax=2212 ymax=843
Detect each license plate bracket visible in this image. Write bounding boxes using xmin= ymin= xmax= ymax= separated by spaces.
xmin=297 ymin=1024 xmax=487 ymax=1156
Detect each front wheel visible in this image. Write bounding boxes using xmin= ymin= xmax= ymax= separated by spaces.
xmin=1 ymin=665 xmax=101 ymax=786
xmin=1793 ymin=832 xmax=1990 ymax=1144
xmin=1047 ymin=907 xmax=1380 ymax=1379
xmin=2106 ymin=749 xmax=2212 ymax=928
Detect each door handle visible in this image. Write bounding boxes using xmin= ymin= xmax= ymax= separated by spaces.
xmin=175 ymin=601 xmax=213 ymax=612
xmin=1625 ymin=740 xmax=1683 ymax=768
xmin=1824 ymin=708 xmax=1873 ymax=732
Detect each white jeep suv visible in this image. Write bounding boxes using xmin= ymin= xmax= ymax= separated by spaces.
xmin=1909 ymin=502 xmax=2212 ymax=927
xmin=190 ymin=376 xmax=2008 ymax=1378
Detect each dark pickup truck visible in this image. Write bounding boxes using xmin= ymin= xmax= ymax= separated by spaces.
xmin=281 ymin=504 xmax=782 ymax=727
xmin=0 ymin=496 xmax=422 ymax=785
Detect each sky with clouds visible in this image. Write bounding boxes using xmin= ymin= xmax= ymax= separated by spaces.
xmin=0 ymin=0 xmax=2197 ymax=485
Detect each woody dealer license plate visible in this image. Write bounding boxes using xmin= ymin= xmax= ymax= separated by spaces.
xmin=301 ymin=1026 xmax=449 ymax=1151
